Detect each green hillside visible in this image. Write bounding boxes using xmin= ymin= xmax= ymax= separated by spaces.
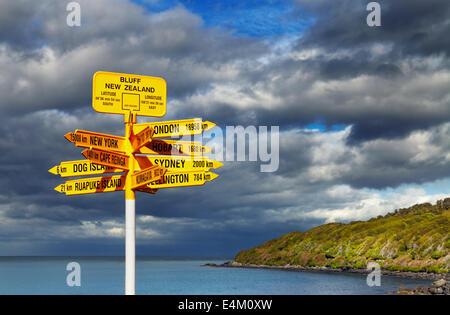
xmin=236 ymin=199 xmax=450 ymax=273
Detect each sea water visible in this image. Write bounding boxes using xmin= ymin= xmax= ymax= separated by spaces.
xmin=0 ymin=257 xmax=431 ymax=295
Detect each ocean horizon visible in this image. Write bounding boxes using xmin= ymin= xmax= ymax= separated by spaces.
xmin=0 ymin=256 xmax=432 ymax=295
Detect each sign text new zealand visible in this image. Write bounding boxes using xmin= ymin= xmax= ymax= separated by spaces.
xmin=93 ymin=71 xmax=167 ymax=117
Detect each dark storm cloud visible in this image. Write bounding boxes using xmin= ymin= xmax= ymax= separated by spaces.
xmin=0 ymin=0 xmax=266 ymax=116
xmin=276 ymin=123 xmax=450 ymax=189
xmin=0 ymin=0 xmax=449 ymax=256
xmin=0 ymin=0 xmax=46 ymax=49
xmin=296 ymin=0 xmax=450 ymax=57
xmin=287 ymin=0 xmax=450 ymax=140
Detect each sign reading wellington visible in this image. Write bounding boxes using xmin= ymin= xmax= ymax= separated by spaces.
xmin=93 ymin=71 xmax=167 ymax=117
xmin=49 ymin=71 xmax=222 ymax=295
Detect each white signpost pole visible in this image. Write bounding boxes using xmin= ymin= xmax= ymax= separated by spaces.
xmin=125 ymin=113 xmax=137 ymax=295
xmin=125 ymin=198 xmax=136 ymax=295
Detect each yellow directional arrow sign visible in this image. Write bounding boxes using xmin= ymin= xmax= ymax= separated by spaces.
xmin=133 ymin=118 xmax=215 ymax=138
xmin=82 ymin=148 xmax=129 ymax=170
xmin=49 ymin=160 xmax=123 ymax=177
xmin=93 ymin=71 xmax=167 ymax=117
xmin=135 ymin=156 xmax=223 ymax=172
xmin=146 ymin=171 xmax=219 ymax=189
xmin=131 ymin=165 xmax=166 ymax=189
xmin=65 ymin=130 xmax=126 ymax=153
xmin=54 ymin=175 xmax=126 ymax=195
xmin=137 ymin=139 xmax=212 ymax=156
xmin=131 ymin=126 xmax=154 ymax=152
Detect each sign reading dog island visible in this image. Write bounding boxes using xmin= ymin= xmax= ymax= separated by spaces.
xmin=93 ymin=71 xmax=167 ymax=117
xmin=49 ymin=71 xmax=222 ymax=295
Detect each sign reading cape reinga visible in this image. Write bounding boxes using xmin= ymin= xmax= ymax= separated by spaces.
xmin=92 ymin=71 xmax=167 ymax=117
xmin=49 ymin=71 xmax=222 ymax=295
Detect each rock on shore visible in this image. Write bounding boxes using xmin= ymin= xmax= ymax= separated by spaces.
xmin=397 ymin=279 xmax=449 ymax=295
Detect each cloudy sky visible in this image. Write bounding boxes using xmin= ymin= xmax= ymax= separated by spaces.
xmin=0 ymin=0 xmax=449 ymax=256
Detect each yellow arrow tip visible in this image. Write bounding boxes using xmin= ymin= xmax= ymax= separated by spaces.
xmin=81 ymin=149 xmax=89 ymax=159
xmin=203 ymin=146 xmax=213 ymax=154
xmin=48 ymin=166 xmax=58 ymax=175
xmin=54 ymin=185 xmax=63 ymax=193
xmin=64 ymin=132 xmax=73 ymax=142
xmin=213 ymin=161 xmax=224 ymax=169
xmin=203 ymin=121 xmax=216 ymax=131
xmin=208 ymin=172 xmax=219 ymax=181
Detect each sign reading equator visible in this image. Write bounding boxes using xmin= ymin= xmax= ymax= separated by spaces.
xmin=93 ymin=71 xmax=167 ymax=117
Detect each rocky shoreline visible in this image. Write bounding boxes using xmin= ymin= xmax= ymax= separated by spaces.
xmin=203 ymin=261 xmax=449 ymax=294
xmin=395 ymin=279 xmax=449 ymax=295
xmin=203 ymin=261 xmax=450 ymax=281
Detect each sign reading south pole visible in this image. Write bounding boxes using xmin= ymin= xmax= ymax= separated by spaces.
xmin=93 ymin=71 xmax=167 ymax=117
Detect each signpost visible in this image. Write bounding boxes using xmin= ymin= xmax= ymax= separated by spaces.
xmin=131 ymin=126 xmax=154 ymax=152
xmin=49 ymin=71 xmax=222 ymax=295
xmin=131 ymin=165 xmax=166 ymax=189
xmin=82 ymin=148 xmax=130 ymax=170
xmin=54 ymin=175 xmax=126 ymax=195
xmin=65 ymin=130 xmax=126 ymax=152
xmin=147 ymin=170 xmax=219 ymax=189
xmin=48 ymin=160 xmax=123 ymax=177
xmin=133 ymin=118 xmax=216 ymax=138
xmin=49 ymin=156 xmax=224 ymax=177
xmin=137 ymin=139 xmax=212 ymax=156
xmin=135 ymin=156 xmax=223 ymax=172
xmin=93 ymin=71 xmax=167 ymax=117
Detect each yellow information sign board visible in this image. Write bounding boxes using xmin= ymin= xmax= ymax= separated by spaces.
xmin=137 ymin=139 xmax=212 ymax=156
xmin=65 ymin=130 xmax=126 ymax=153
xmin=131 ymin=165 xmax=166 ymax=189
xmin=93 ymin=71 xmax=167 ymax=117
xmin=146 ymin=171 xmax=219 ymax=189
xmin=49 ymin=160 xmax=123 ymax=177
xmin=82 ymin=148 xmax=129 ymax=170
xmin=133 ymin=118 xmax=216 ymax=138
xmin=135 ymin=156 xmax=223 ymax=172
xmin=54 ymin=175 xmax=126 ymax=195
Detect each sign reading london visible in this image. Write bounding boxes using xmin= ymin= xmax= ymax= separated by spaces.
xmin=92 ymin=71 xmax=167 ymax=117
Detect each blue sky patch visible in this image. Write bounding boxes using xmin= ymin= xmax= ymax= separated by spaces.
xmin=132 ymin=0 xmax=313 ymax=37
